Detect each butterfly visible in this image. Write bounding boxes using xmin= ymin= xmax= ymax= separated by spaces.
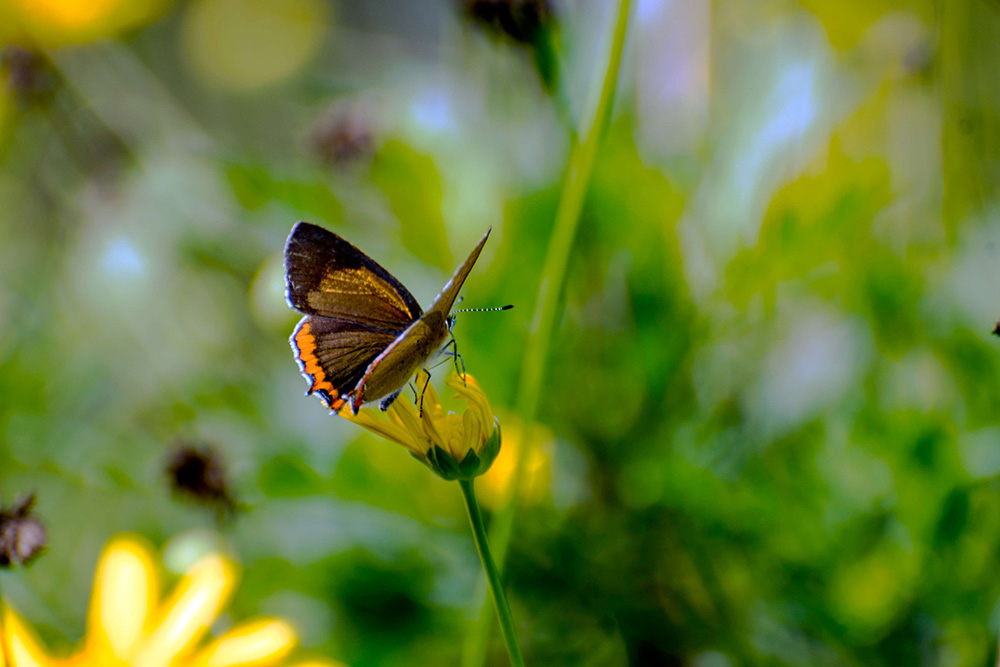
xmin=284 ymin=222 xmax=491 ymax=415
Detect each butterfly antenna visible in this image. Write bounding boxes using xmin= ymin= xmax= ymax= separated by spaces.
xmin=452 ymin=304 xmax=514 ymax=314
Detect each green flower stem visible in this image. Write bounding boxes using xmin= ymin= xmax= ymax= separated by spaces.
xmin=459 ymin=479 xmax=525 ymax=667
xmin=462 ymin=1 xmax=631 ymax=665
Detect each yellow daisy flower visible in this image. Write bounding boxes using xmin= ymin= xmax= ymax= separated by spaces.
xmin=0 ymin=0 xmax=168 ymax=47
xmin=0 ymin=535 xmax=346 ymax=667
xmin=342 ymin=373 xmax=502 ymax=481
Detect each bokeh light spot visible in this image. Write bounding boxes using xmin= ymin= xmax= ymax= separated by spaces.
xmin=734 ymin=61 xmax=818 ymax=201
xmin=101 ymin=236 xmax=145 ymax=280
xmin=409 ymin=87 xmax=455 ymax=135
xmin=181 ymin=0 xmax=328 ymax=91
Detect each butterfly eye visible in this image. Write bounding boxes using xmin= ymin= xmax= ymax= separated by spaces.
xmin=447 ymin=314 xmax=457 ymax=331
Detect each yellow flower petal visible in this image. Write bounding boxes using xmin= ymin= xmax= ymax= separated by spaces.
xmin=447 ymin=374 xmax=493 ymax=425
xmin=189 ymin=618 xmax=296 ymax=667
xmin=461 ymin=410 xmax=484 ymax=458
xmin=419 ymin=381 xmax=443 ymax=419
xmin=0 ymin=533 xmax=351 ymax=667
xmin=3 ymin=607 xmax=52 ymax=667
xmin=86 ymin=536 xmax=158 ymax=662
xmin=133 ymin=553 xmax=237 ymax=667
xmin=388 ymin=403 xmax=431 ymax=455
xmin=418 ymin=405 xmax=448 ymax=454
xmin=345 ymin=407 xmax=423 ymax=454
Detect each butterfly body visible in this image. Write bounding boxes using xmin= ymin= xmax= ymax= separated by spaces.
xmin=284 ymin=222 xmax=489 ymax=414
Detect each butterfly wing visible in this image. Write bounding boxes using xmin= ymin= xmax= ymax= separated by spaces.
xmin=423 ymin=227 xmax=491 ymax=318
xmin=291 ymin=316 xmax=399 ymax=411
xmin=284 ymin=221 xmax=423 ymax=328
xmin=285 ymin=222 xmax=424 ymax=410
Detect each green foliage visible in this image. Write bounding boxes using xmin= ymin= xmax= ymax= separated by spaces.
xmin=370 ymin=141 xmax=453 ymax=273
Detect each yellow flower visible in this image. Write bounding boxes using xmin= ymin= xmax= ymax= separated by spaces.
xmin=0 ymin=0 xmax=168 ymax=47
xmin=342 ymin=373 xmax=502 ymax=481
xmin=0 ymin=534 xmax=346 ymax=667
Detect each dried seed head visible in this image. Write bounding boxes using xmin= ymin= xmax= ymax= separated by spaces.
xmin=1 ymin=47 xmax=56 ymax=110
xmin=166 ymin=443 xmax=238 ymax=517
xmin=0 ymin=494 xmax=47 ymax=567
xmin=462 ymin=0 xmax=553 ymax=45
xmin=309 ymin=106 xmax=374 ymax=167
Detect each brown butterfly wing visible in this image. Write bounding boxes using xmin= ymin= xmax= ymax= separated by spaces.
xmin=424 ymin=227 xmax=491 ymax=317
xmin=291 ymin=316 xmax=399 ymax=411
xmin=346 ymin=313 xmax=450 ymax=412
xmin=285 ymin=222 xmax=424 ymax=409
xmin=284 ymin=222 xmax=423 ymax=328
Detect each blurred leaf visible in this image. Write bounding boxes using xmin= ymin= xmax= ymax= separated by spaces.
xmin=935 ymin=486 xmax=969 ymax=547
xmin=727 ymin=143 xmax=892 ymax=311
xmin=370 ymin=140 xmax=453 ymax=272
xmin=258 ymin=454 xmax=324 ymax=497
xmin=224 ymin=161 xmax=343 ymax=224
xmin=798 ymin=0 xmax=931 ymax=50
xmin=331 ymin=436 xmax=459 ymax=521
xmin=325 ymin=547 xmax=444 ymax=665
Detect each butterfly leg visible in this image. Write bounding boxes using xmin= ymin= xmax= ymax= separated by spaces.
xmin=416 ymin=367 xmax=433 ymax=416
xmin=441 ymin=335 xmax=466 ymax=384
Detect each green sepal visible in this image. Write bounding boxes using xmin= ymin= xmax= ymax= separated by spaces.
xmin=474 ymin=424 xmax=502 ymax=475
xmin=412 ymin=425 xmax=502 ymax=481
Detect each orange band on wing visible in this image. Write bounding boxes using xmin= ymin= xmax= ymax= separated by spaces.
xmin=293 ymin=322 xmax=336 ymax=396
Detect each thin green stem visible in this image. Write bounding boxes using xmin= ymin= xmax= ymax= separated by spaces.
xmin=462 ymin=2 xmax=632 ymax=665
xmin=459 ymin=479 xmax=525 ymax=667
xmin=517 ymin=0 xmax=632 ymax=426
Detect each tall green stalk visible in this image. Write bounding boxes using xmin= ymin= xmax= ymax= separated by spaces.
xmin=462 ymin=1 xmax=632 ymax=664
xmin=939 ymin=0 xmax=1000 ymax=238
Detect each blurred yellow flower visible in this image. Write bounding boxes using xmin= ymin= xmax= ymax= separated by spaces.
xmin=0 ymin=0 xmax=168 ymax=47
xmin=0 ymin=535 xmax=345 ymax=667
xmin=477 ymin=415 xmax=553 ymax=510
xmin=342 ymin=373 xmax=501 ymax=481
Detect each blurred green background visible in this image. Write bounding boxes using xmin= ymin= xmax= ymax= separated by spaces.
xmin=2 ymin=0 xmax=1000 ymax=665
